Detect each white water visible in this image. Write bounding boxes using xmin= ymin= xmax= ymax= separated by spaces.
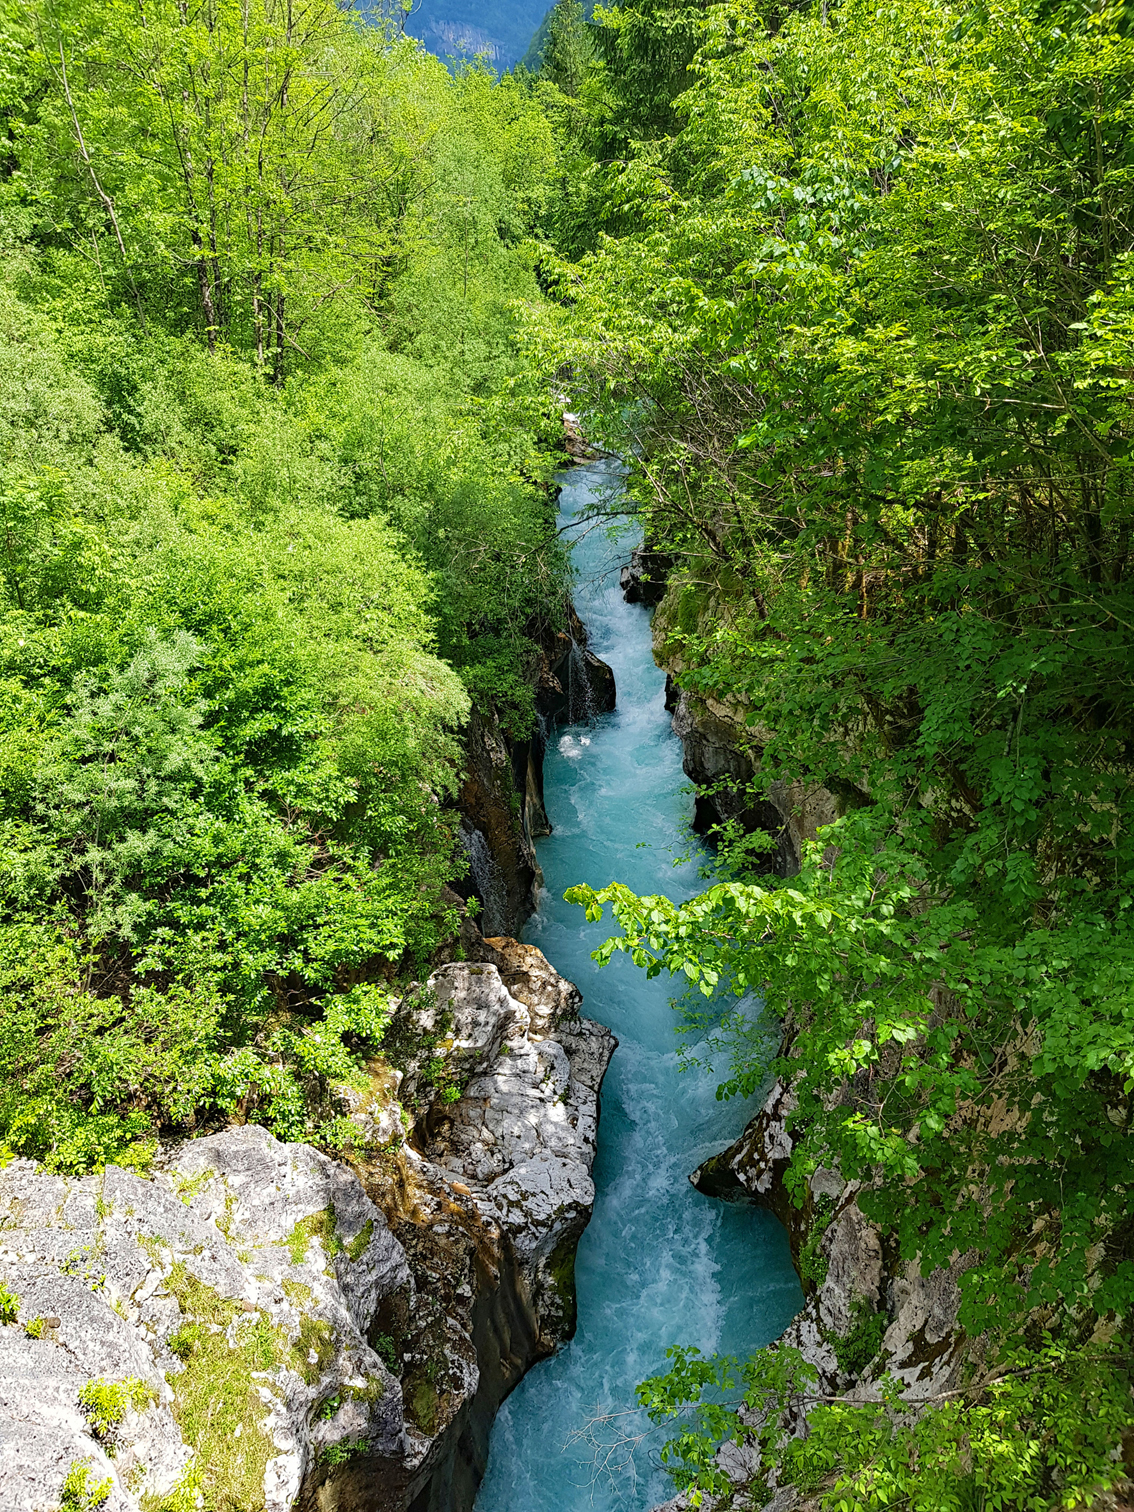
xmin=474 ymin=461 xmax=802 ymax=1511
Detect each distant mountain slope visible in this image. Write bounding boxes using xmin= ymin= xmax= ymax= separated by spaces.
xmin=394 ymin=0 xmax=551 ymax=67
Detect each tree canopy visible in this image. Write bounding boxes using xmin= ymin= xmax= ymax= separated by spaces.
xmin=0 ymin=0 xmax=570 ymax=1169
xmin=539 ymin=0 xmax=1134 ymax=1501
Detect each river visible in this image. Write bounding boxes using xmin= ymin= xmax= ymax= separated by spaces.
xmin=473 ymin=461 xmax=803 ymax=1511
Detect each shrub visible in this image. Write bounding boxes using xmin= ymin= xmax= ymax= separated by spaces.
xmin=77 ymin=1377 xmax=151 ymax=1438
xmin=59 ymin=1461 xmax=112 ymax=1512
xmin=0 ymin=1281 xmax=19 ymax=1324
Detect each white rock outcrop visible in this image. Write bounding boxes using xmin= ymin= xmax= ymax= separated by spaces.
xmin=0 ymin=1124 xmax=409 ymax=1512
xmin=0 ymin=940 xmax=615 ymax=1512
xmin=397 ymin=951 xmax=616 ymax=1345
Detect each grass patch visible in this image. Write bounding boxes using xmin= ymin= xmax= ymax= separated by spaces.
xmin=281 ymin=1279 xmax=312 ymax=1307
xmin=163 ymin=1267 xmax=282 ymax=1511
xmin=344 ymin=1220 xmax=373 ymax=1262
xmin=0 ymin=1280 xmax=19 ymax=1324
xmin=173 ymin=1169 xmax=214 ymax=1206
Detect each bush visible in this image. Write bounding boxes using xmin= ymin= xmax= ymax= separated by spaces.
xmin=59 ymin=1461 xmax=112 ymax=1512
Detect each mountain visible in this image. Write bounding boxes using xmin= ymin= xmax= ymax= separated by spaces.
xmin=397 ymin=0 xmax=552 ymax=68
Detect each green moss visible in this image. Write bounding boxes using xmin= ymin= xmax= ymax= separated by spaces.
xmin=216 ymin=1191 xmax=238 ymax=1238
xmin=286 ymin=1208 xmax=340 ymax=1267
xmin=167 ymin=1323 xmax=204 ymax=1361
xmin=281 ymin=1279 xmax=313 ymax=1307
xmin=407 ymin=1377 xmax=439 ymax=1435
xmin=343 ymin=1220 xmax=373 ymax=1262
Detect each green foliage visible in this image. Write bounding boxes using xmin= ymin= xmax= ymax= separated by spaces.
xmin=318 ymin=1439 xmax=368 ymax=1466
xmin=0 ymin=0 xmax=573 ymax=1167
xmin=828 ymin=1298 xmax=886 ymax=1379
xmin=59 ymin=1461 xmax=112 ymax=1512
xmin=543 ymin=0 xmax=594 ymax=96
xmin=0 ymin=1280 xmax=19 ymax=1323
xmin=548 ymin=0 xmax=1134 ymax=1497
xmin=77 ymin=1378 xmax=152 ymax=1439
xmin=638 ymin=1342 xmax=1134 ymax=1510
xmin=373 ymin=1332 xmax=399 ymax=1373
xmin=797 ymin=1195 xmax=834 ymax=1292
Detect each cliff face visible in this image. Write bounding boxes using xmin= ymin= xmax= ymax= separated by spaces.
xmin=0 ymin=942 xmax=613 ymax=1512
xmin=650 ymin=587 xmax=837 ymax=877
xmin=456 ymin=611 xmax=615 ymax=940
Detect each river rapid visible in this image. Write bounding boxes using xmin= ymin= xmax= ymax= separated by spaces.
xmin=473 ymin=461 xmax=802 ymax=1510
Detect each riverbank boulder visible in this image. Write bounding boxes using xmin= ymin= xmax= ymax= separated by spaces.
xmin=0 ymin=1125 xmax=408 ymax=1512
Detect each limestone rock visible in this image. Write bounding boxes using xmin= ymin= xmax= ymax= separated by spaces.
xmin=0 ymin=1125 xmax=408 ymax=1512
xmin=0 ymin=946 xmax=613 ymax=1512
xmin=620 ymin=545 xmax=670 ymax=606
xmin=659 ymin=1061 xmax=976 ymax=1512
xmin=482 ymin=935 xmax=584 ymax=1037
xmin=669 ymin=688 xmax=837 ymax=876
xmin=396 ymin=956 xmax=615 ymax=1352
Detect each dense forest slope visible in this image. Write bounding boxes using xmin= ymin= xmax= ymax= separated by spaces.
xmin=1 ymin=0 xmax=1133 ymax=1507
xmin=0 ymin=0 xmax=576 ymax=1172
xmin=534 ymin=0 xmax=1134 ymax=1505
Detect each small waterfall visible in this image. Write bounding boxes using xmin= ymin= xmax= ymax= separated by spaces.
xmin=566 ymin=637 xmax=597 ymax=724
xmin=461 ymin=823 xmax=508 ymax=937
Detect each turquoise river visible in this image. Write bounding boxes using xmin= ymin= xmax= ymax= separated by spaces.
xmin=474 ymin=459 xmax=803 ymax=1512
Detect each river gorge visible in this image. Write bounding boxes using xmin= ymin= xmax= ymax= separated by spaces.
xmin=474 ymin=460 xmax=802 ymax=1510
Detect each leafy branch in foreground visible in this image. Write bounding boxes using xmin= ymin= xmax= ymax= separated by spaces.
xmin=635 ymin=1342 xmax=1134 ymax=1510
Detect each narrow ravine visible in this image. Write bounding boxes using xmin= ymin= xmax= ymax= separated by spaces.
xmin=474 ymin=461 xmax=803 ymax=1511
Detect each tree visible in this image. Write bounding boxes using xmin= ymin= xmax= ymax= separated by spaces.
xmin=542 ymin=0 xmax=594 ymax=96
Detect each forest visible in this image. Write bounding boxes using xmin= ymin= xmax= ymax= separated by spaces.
xmin=0 ymin=0 xmax=1131 ymax=1507
xmin=0 ymin=0 xmax=573 ymax=1169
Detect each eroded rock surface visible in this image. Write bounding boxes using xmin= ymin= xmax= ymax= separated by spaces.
xmin=0 ymin=944 xmax=614 ymax=1512
xmin=661 ymin=1072 xmax=976 ymax=1511
xmin=0 ymin=1124 xmax=407 ymax=1512
xmin=388 ymin=955 xmax=616 ymax=1356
